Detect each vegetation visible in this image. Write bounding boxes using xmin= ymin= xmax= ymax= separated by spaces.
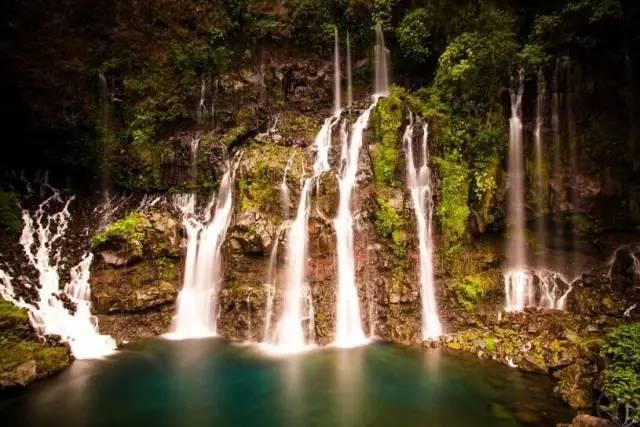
xmin=601 ymin=323 xmax=640 ymax=425
xmin=92 ymin=213 xmax=148 ymax=254
xmin=0 ymin=192 xmax=22 ymax=235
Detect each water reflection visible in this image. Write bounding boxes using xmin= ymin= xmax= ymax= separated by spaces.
xmin=0 ymin=339 xmax=574 ymax=427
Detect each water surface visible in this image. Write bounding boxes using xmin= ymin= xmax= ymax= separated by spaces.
xmin=0 ymin=339 xmax=573 ymax=427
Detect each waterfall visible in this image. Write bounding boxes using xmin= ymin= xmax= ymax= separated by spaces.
xmin=504 ymin=69 xmax=532 ymax=312
xmin=0 ymin=187 xmax=115 ymax=359
xmin=266 ymin=116 xmax=337 ymax=354
xmin=263 ymin=226 xmax=285 ymax=340
xmin=404 ymin=121 xmax=442 ymax=339
xmin=333 ymin=99 xmax=381 ymax=347
xmin=280 ymin=153 xmax=296 ymax=219
xmin=346 ymin=31 xmax=353 ymax=108
xmin=534 ymin=71 xmax=548 ymax=258
xmin=374 ymin=23 xmax=389 ymax=96
xmin=334 ymin=27 xmax=342 ymax=114
xmin=169 ymin=160 xmax=237 ymax=339
xmin=197 ymin=77 xmax=207 ymax=124
xmin=537 ymin=270 xmax=573 ymax=310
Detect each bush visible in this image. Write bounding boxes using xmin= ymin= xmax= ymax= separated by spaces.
xmin=601 ymin=323 xmax=640 ymax=425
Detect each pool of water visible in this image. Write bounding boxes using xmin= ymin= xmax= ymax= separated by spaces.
xmin=0 ymin=339 xmax=574 ymax=427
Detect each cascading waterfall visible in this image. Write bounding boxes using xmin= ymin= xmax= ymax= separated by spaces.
xmin=266 ymin=117 xmax=337 ymax=354
xmin=333 ymin=25 xmax=391 ymax=346
xmin=169 ymin=160 xmax=237 ymax=339
xmin=334 ymin=27 xmax=342 ymax=115
xmin=534 ymin=71 xmax=548 ymax=257
xmin=374 ymin=23 xmax=389 ymax=96
xmin=0 ymin=187 xmax=115 ymax=359
xmin=346 ymin=31 xmax=353 ymax=108
xmin=504 ymin=69 xmax=532 ymax=312
xmin=263 ymin=226 xmax=285 ymax=340
xmin=404 ymin=120 xmax=442 ymax=339
xmin=333 ymin=100 xmax=380 ymax=347
xmin=197 ymin=77 xmax=207 ymax=123
xmin=280 ymin=152 xmax=296 ymax=220
xmin=537 ymin=270 xmax=573 ymax=310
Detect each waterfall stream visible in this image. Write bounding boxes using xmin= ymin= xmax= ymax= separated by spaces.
xmin=333 ymin=99 xmax=379 ymax=347
xmin=504 ymin=70 xmax=531 ymax=311
xmin=169 ymin=159 xmax=237 ymax=339
xmin=0 ymin=187 xmax=115 ymax=359
xmin=404 ymin=121 xmax=442 ymax=339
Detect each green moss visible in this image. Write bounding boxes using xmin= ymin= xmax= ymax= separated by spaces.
xmin=374 ymin=197 xmax=407 ymax=257
xmin=434 ymin=151 xmax=470 ymax=244
xmin=277 ymin=112 xmax=319 ymax=142
xmin=92 ymin=212 xmax=148 ymax=253
xmin=0 ymin=192 xmax=22 ymax=234
xmin=452 ymin=274 xmax=491 ymax=311
xmin=238 ymin=142 xmax=304 ymax=214
xmin=0 ymin=341 xmax=70 ymax=375
xmin=0 ymin=298 xmax=29 ymax=326
xmin=484 ymin=337 xmax=497 ymax=353
xmin=371 ymin=87 xmax=405 ymax=188
xmin=224 ymin=125 xmax=249 ymax=147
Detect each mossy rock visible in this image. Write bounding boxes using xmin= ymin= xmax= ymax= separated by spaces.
xmin=371 ymin=86 xmax=405 ymax=188
xmin=237 ymin=141 xmax=305 ymax=216
xmin=0 ymin=297 xmax=71 ymax=388
xmin=91 ymin=258 xmax=180 ymax=313
xmin=92 ymin=210 xmax=180 ymax=265
xmin=92 ymin=212 xmax=149 ymax=260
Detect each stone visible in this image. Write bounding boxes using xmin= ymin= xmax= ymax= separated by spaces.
xmin=0 ymin=360 xmax=37 ymax=388
xmin=570 ymin=414 xmax=614 ymax=427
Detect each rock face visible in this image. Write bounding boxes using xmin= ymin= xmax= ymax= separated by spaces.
xmin=90 ymin=209 xmax=182 ymax=344
xmin=0 ymin=298 xmax=71 ymax=389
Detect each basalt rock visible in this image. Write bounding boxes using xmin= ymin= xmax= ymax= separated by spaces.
xmin=0 ymin=298 xmax=72 ymax=389
xmin=90 ymin=209 xmax=182 ymax=342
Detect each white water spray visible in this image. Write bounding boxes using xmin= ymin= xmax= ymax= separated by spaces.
xmin=334 ymin=27 xmax=342 ymax=115
xmin=374 ymin=23 xmax=389 ymax=96
xmin=504 ymin=69 xmax=531 ymax=311
xmin=333 ymin=99 xmax=381 ymax=347
xmin=266 ymin=116 xmax=337 ymax=353
xmin=404 ymin=121 xmax=442 ymax=339
xmin=169 ymin=160 xmax=237 ymax=339
xmin=0 ymin=187 xmax=115 ymax=359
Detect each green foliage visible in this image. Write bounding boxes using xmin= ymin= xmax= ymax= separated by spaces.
xmin=375 ymin=197 xmax=407 ymax=257
xmin=0 ymin=298 xmax=29 ymax=327
xmin=484 ymin=337 xmax=497 ymax=353
xmin=396 ymin=9 xmax=432 ymax=63
xmin=452 ymin=274 xmax=491 ymax=311
xmin=372 ymin=87 xmax=405 ymax=188
xmin=0 ymin=192 xmax=22 ymax=234
xmin=434 ymin=151 xmax=470 ymax=244
xmin=372 ymin=0 xmax=399 ymax=30
xmin=92 ymin=212 xmax=148 ymax=252
xmin=563 ymin=0 xmax=622 ymax=23
xmin=601 ymin=323 xmax=640 ymax=424
xmin=434 ymin=5 xmax=517 ymax=116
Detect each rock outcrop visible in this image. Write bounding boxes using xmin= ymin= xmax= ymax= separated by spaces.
xmin=0 ymin=298 xmax=71 ymax=389
xmin=90 ymin=209 xmax=183 ymax=344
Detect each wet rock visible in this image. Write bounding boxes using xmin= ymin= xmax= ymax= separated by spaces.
xmin=570 ymin=414 xmax=614 ymax=427
xmin=0 ymin=360 xmax=37 ymax=388
xmin=553 ymin=363 xmax=594 ymax=409
xmin=90 ymin=209 xmax=182 ymax=339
